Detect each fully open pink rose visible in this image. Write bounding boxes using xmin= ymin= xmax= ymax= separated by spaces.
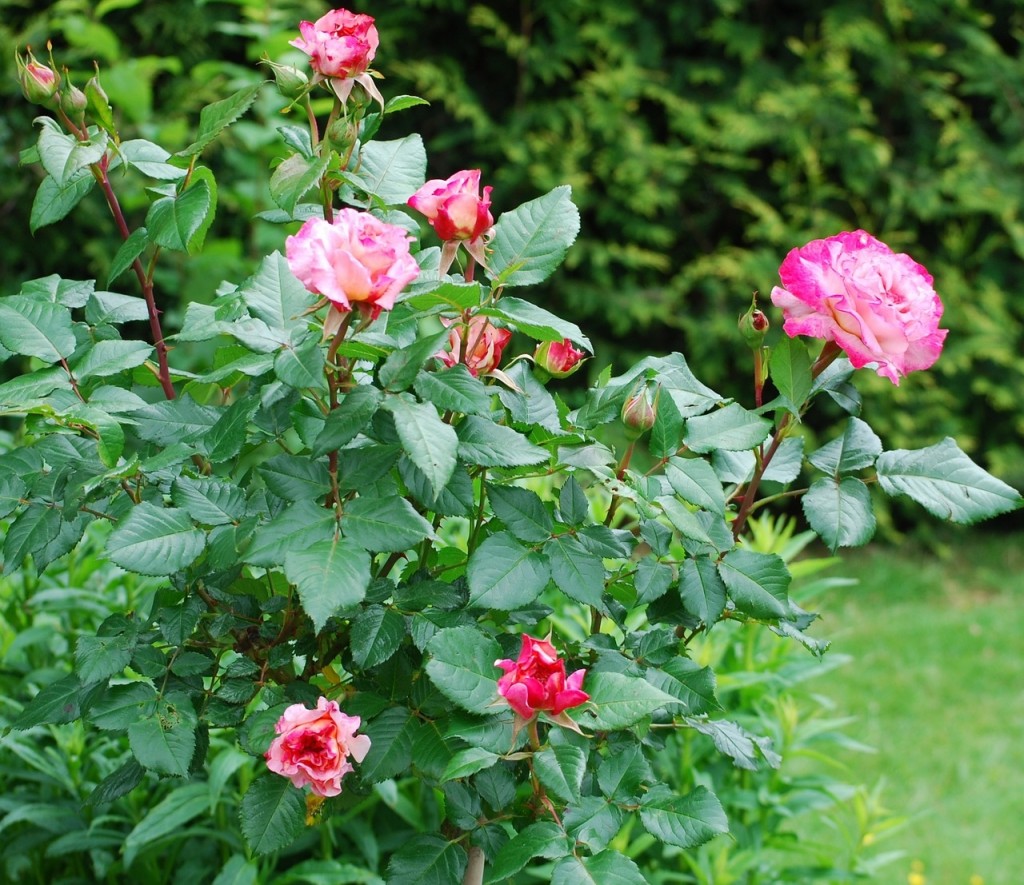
xmin=435 ymin=314 xmax=512 ymax=377
xmin=290 ymin=9 xmax=382 ymax=105
xmin=265 ymin=697 xmax=370 ymax=797
xmin=495 ymin=634 xmax=589 ymax=720
xmin=770 ymin=230 xmax=947 ymax=385
xmin=285 ymin=210 xmax=419 ymax=319
xmin=534 ymin=338 xmax=586 ymax=379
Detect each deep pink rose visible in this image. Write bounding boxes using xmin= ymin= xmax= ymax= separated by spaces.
xmin=435 ymin=315 xmax=512 ymax=377
xmin=534 ymin=338 xmax=586 ymax=378
xmin=264 ymin=697 xmax=371 ymax=797
xmin=495 ymin=634 xmax=589 ymax=720
xmin=770 ymin=230 xmax=947 ymax=385
xmin=290 ymin=9 xmax=382 ymax=105
xmin=285 ymin=209 xmax=420 ymax=319
xmin=408 ymin=170 xmax=494 ymax=243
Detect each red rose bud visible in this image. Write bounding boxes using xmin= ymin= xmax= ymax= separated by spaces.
xmin=494 ymin=634 xmax=589 ymax=721
xmin=738 ymin=298 xmax=769 ymax=349
xmin=534 ymin=338 xmax=586 ymax=379
xmin=17 ymin=49 xmax=59 ymax=108
xmin=621 ymin=381 xmax=658 ymax=438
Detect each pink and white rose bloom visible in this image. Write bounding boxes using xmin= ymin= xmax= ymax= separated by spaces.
xmin=534 ymin=338 xmax=586 ymax=379
xmin=265 ymin=697 xmax=371 ymax=797
xmin=495 ymin=634 xmax=589 ymax=721
xmin=435 ymin=314 xmax=512 ymax=377
xmin=408 ymin=170 xmax=494 ymax=274
xmin=770 ymin=230 xmax=947 ymax=385
xmin=285 ymin=209 xmax=420 ymax=319
xmin=289 ymin=8 xmax=383 ymax=105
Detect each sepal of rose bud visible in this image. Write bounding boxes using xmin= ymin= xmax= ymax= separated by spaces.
xmin=738 ymin=297 xmax=769 ymax=349
xmin=17 ymin=49 xmax=60 ymax=108
xmin=534 ymin=338 xmax=586 ymax=379
xmin=261 ymin=57 xmax=310 ymax=100
xmin=621 ymin=380 xmax=658 ymax=439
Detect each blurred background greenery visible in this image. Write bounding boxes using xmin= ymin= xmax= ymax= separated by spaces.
xmin=2 ymin=1 xmax=1022 ymax=882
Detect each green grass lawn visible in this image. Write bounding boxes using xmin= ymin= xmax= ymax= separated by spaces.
xmin=807 ymin=533 xmax=1024 ymax=885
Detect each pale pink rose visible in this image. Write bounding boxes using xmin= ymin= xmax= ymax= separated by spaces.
xmin=534 ymin=338 xmax=586 ymax=378
xmin=770 ymin=230 xmax=947 ymax=385
xmin=435 ymin=315 xmax=512 ymax=377
xmin=408 ymin=170 xmax=493 ymax=243
xmin=495 ymin=634 xmax=589 ymax=720
xmin=285 ymin=210 xmax=420 ymax=319
xmin=16 ymin=49 xmax=59 ymax=107
xmin=264 ymin=697 xmax=371 ymax=797
xmin=289 ymin=9 xmax=382 ymax=105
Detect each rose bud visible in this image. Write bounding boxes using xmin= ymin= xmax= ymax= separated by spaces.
xmin=17 ymin=48 xmax=59 ymax=108
xmin=534 ymin=338 xmax=586 ymax=379
xmin=621 ymin=381 xmax=658 ymax=438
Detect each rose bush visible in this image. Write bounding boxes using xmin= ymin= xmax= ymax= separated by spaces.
xmin=1 ymin=6 xmax=1019 ymax=884
xmin=265 ymin=697 xmax=371 ymax=797
xmin=771 ymin=229 xmax=948 ymax=384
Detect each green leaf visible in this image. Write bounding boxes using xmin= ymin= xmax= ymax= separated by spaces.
xmin=74 ymin=630 xmax=136 ymax=684
xmin=597 ymin=741 xmax=652 ymax=801
xmin=650 ymin=388 xmax=684 ymax=459
xmin=342 ymin=495 xmax=435 ymax=551
xmin=638 ymin=785 xmax=728 ymax=849
xmin=683 ymin=403 xmax=772 ymax=453
xmin=204 ymin=395 xmax=260 ymax=463
xmin=87 ymin=682 xmax=158 ymax=730
xmin=259 ymin=453 xmax=331 ymax=502
xmin=269 ymin=152 xmax=330 ymax=214
xmin=284 ymin=537 xmax=370 ymax=633
xmin=405 ymin=280 xmax=483 ymax=311
xmin=717 ymin=549 xmax=790 ymax=619
xmin=534 ymin=744 xmax=586 ymax=803
xmin=481 ymin=296 xmax=590 ymax=350
xmin=487 ymin=483 xmax=553 ymax=542
xmin=679 ymin=556 xmax=727 ymax=626
xmin=467 ymin=531 xmax=551 ymax=610
xmin=685 ymin=717 xmax=780 ymax=770
xmin=86 ymin=758 xmax=146 ymax=806
xmin=440 ymin=747 xmax=499 ymax=783
xmin=351 ymin=134 xmax=427 ymax=205
xmin=172 ymin=476 xmax=247 ymax=526
xmin=383 ymin=395 xmax=458 ymax=497
xmin=86 ymin=289 xmax=149 ymax=325
xmin=425 ymin=626 xmax=503 ymax=715
xmin=545 ymin=535 xmax=605 ymax=608
xmin=145 ymin=179 xmax=212 ymax=252
xmin=551 ymin=850 xmax=647 ymax=885
xmin=116 ymin=139 xmax=188 ymax=180
xmin=244 ymin=500 xmax=337 ymax=567
xmin=385 ymin=834 xmax=466 ymax=885
xmin=107 ymin=227 xmax=149 ymax=285
xmin=808 ymin=417 xmax=883 ymax=475
xmin=240 ymin=775 xmax=305 ymax=856
xmin=211 ymin=856 xmax=259 ymax=885
xmin=456 ymin=415 xmax=549 ymax=467
xmin=666 ymin=457 xmax=726 ymax=515
xmin=712 ymin=436 xmax=805 ymax=485
xmin=178 ymin=83 xmax=263 ymax=157
xmin=360 ymin=707 xmax=417 ymax=783
xmin=237 ymin=251 xmax=312 ymax=337
xmin=72 ymin=339 xmax=153 ymax=379
xmin=31 ymin=169 xmax=95 ymax=231
xmin=413 ymin=364 xmax=495 ymax=415
xmin=486 ymin=821 xmax=570 ymax=883
xmin=646 ymin=657 xmax=719 ymax=714
xmin=351 ymin=605 xmax=406 ymax=668
xmin=574 ymin=671 xmax=677 ymax=730
xmin=769 ymin=335 xmax=813 ymax=408
xmin=562 ymin=798 xmax=625 ymax=852
xmin=3 ymin=504 xmax=62 ymax=572
xmin=0 ymin=296 xmax=76 ymax=362
xmin=128 ymin=693 xmax=198 ymax=776
xmin=559 ymin=476 xmax=590 ymax=526
xmin=496 ymin=361 xmax=562 ymax=432
xmin=635 ymin=558 xmax=673 ymax=605
xmin=38 ymin=123 xmax=107 ymax=184
xmin=274 ymin=335 xmax=326 ymax=391
xmin=487 ymin=186 xmax=581 ymax=287
xmin=875 ymin=437 xmax=1023 ymax=524
xmin=11 ymin=674 xmax=82 ymax=729
xmin=312 ymin=385 xmax=382 ymax=456
xmin=123 ymin=783 xmax=209 ymax=868
xmin=380 ymin=329 xmax=451 ymax=392
xmin=803 ymin=476 xmax=876 ymax=551
xmin=106 ymin=503 xmax=206 ymax=575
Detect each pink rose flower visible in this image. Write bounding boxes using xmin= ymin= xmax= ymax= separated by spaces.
xmin=289 ymin=9 xmax=383 ymax=105
xmin=495 ymin=634 xmax=589 ymax=721
xmin=534 ymin=338 xmax=586 ymax=379
xmin=770 ymin=230 xmax=947 ymax=385
xmin=285 ymin=209 xmax=420 ymax=319
xmin=408 ymin=170 xmax=494 ymax=274
xmin=435 ymin=314 xmax=512 ymax=377
xmin=264 ymin=697 xmax=371 ymax=797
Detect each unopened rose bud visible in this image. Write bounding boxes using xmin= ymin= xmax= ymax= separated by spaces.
xmin=534 ymin=338 xmax=586 ymax=379
xmin=325 ymin=116 xmax=358 ymax=153
xmin=17 ymin=48 xmax=60 ymax=108
xmin=59 ymin=81 xmax=87 ymax=126
xmin=262 ymin=57 xmax=309 ymax=100
xmin=739 ymin=298 xmax=770 ymax=349
xmin=621 ymin=381 xmax=658 ymax=439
